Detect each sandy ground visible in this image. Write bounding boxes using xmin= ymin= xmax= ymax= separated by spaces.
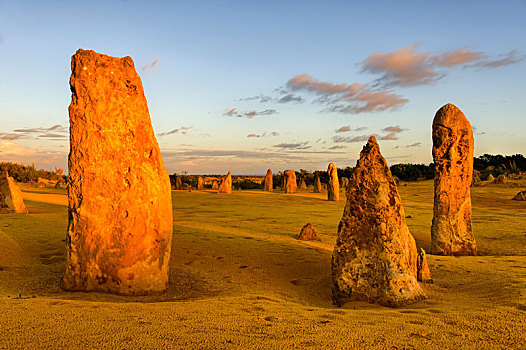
xmin=0 ymin=181 xmax=525 ymax=349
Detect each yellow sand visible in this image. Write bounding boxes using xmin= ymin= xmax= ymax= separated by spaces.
xmin=0 ymin=180 xmax=525 ymax=348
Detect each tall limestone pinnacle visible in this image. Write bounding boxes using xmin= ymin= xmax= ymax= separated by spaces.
xmin=332 ymin=136 xmax=426 ymax=307
xmin=0 ymin=171 xmax=28 ymax=214
xmin=218 ymin=171 xmax=232 ymax=193
xmin=327 ymin=162 xmax=339 ymax=201
xmin=284 ymin=170 xmax=297 ymax=194
xmin=431 ymin=103 xmax=476 ymax=256
xmin=264 ymin=169 xmax=273 ymax=191
xmin=62 ymin=49 xmax=173 ymax=295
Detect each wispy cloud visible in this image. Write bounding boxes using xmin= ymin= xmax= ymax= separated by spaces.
xmin=362 ymin=44 xmax=443 ymax=87
xmin=0 ymin=133 xmax=24 ymax=140
xmin=431 ymin=47 xmax=484 ymax=67
xmin=142 ymin=56 xmax=161 ymax=72
xmin=239 ymin=94 xmax=273 ymax=103
xmin=277 ymin=93 xmax=304 ymax=104
xmin=10 ymin=124 xmax=68 ymax=140
xmin=332 ymin=135 xmax=371 ymax=143
xmin=378 ymin=132 xmax=398 ymax=141
xmin=223 ymin=108 xmax=278 ymax=118
xmin=287 ymin=74 xmax=407 ymax=114
xmin=406 ymin=142 xmax=421 ymax=148
xmin=224 ymin=108 xmax=238 ymax=116
xmin=13 ymin=124 xmax=67 ymax=134
xmin=381 ymin=125 xmax=407 ymax=133
xmin=239 ymin=93 xmax=304 ymax=104
xmin=247 ymin=131 xmax=279 ymax=138
xmin=328 ymin=145 xmax=346 ymax=150
xmin=470 ymin=49 xmax=525 ymax=68
xmin=158 ymin=126 xmax=192 ymax=137
xmin=335 ymin=125 xmax=368 ymax=133
xmin=362 ymin=44 xmax=524 ymax=87
xmin=272 ymin=142 xmax=311 ymax=150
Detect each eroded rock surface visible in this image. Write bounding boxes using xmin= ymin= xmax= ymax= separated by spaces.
xmin=341 ymin=177 xmax=349 ymax=190
xmin=62 ymin=49 xmax=173 ymax=295
xmin=197 ymin=176 xmax=204 ymax=190
xmin=212 ymin=180 xmax=219 ymax=190
xmin=0 ymin=171 xmax=28 ymax=214
xmin=299 ymin=223 xmax=318 ymax=241
xmin=431 ymin=103 xmax=476 ymax=256
xmin=332 ymin=136 xmax=425 ymax=307
xmin=299 ymin=179 xmax=307 ymax=190
xmin=264 ymin=169 xmax=273 ymax=192
xmin=218 ymin=171 xmax=232 ymax=194
xmin=284 ymin=170 xmax=297 ymax=194
xmin=313 ymin=176 xmax=322 ymax=193
xmin=327 ymin=162 xmax=340 ymax=201
xmin=175 ymin=176 xmax=183 ymax=190
xmin=417 ymin=248 xmax=433 ymax=283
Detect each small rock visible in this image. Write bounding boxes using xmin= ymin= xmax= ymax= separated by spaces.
xmin=512 ymin=190 xmax=526 ymax=201
xmin=495 ymin=174 xmax=508 ymax=184
xmin=299 ymin=223 xmax=318 ymax=241
xmin=417 ymin=248 xmax=433 ymax=283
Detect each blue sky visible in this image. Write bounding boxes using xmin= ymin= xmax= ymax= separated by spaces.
xmin=0 ymin=0 xmax=525 ymax=174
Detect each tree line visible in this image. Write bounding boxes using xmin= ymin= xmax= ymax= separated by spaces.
xmin=0 ymin=162 xmax=64 ymax=183
xmin=3 ymin=153 xmax=524 ymax=186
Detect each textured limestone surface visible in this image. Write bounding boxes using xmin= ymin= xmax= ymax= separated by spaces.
xmin=431 ymin=103 xmax=476 ymax=256
xmin=197 ymin=176 xmax=204 ymax=190
xmin=327 ymin=162 xmax=340 ymax=201
xmin=218 ymin=171 xmax=232 ymax=194
xmin=332 ymin=136 xmax=425 ymax=307
xmin=417 ymin=248 xmax=433 ymax=283
xmin=264 ymin=169 xmax=273 ymax=192
xmin=0 ymin=172 xmax=28 ymax=214
xmin=284 ymin=170 xmax=297 ymax=194
xmin=212 ymin=180 xmax=219 ymax=190
xmin=299 ymin=179 xmax=307 ymax=190
xmin=62 ymin=49 xmax=173 ymax=295
xmin=298 ymin=223 xmax=318 ymax=241
xmin=313 ymin=176 xmax=322 ymax=193
xmin=341 ymin=177 xmax=349 ymax=190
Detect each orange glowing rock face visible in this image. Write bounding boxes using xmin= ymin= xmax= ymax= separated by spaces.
xmin=0 ymin=171 xmax=28 ymax=214
xmin=197 ymin=176 xmax=204 ymax=190
xmin=431 ymin=103 xmax=476 ymax=256
xmin=332 ymin=136 xmax=426 ymax=308
xmin=62 ymin=49 xmax=173 ymax=295
xmin=313 ymin=176 xmax=322 ymax=193
xmin=327 ymin=162 xmax=339 ymax=201
xmin=218 ymin=171 xmax=232 ymax=193
xmin=284 ymin=170 xmax=297 ymax=194
xmin=263 ymin=169 xmax=273 ymax=191
xmin=211 ymin=180 xmax=219 ymax=190
xmin=298 ymin=223 xmax=317 ymax=241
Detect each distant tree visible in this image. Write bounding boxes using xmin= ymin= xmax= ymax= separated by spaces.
xmin=390 ymin=163 xmax=435 ymax=181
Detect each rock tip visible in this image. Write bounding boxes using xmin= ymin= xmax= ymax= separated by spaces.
xmin=367 ymin=135 xmax=378 ymax=145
